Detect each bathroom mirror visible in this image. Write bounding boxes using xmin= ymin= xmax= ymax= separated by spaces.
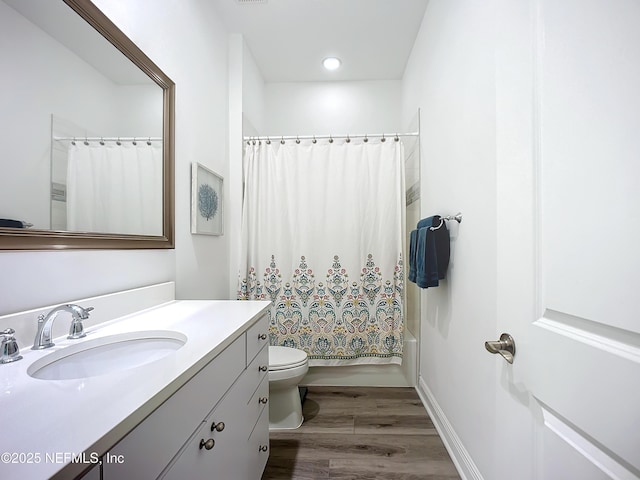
xmin=0 ymin=0 xmax=175 ymax=249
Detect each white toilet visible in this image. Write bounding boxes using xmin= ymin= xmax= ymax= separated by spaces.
xmin=268 ymin=346 xmax=309 ymax=430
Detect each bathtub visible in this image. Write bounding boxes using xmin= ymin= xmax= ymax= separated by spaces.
xmin=301 ymin=329 xmax=417 ymax=387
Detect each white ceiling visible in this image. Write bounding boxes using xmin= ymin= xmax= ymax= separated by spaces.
xmin=211 ymin=0 xmax=430 ymax=83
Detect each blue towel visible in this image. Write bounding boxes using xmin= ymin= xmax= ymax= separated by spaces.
xmin=414 ymin=226 xmax=429 ymax=287
xmin=413 ymin=215 xmax=450 ymax=288
xmin=416 ymin=216 xmax=433 ymax=229
xmin=434 ymin=221 xmax=450 ymax=280
xmin=408 ymin=229 xmax=418 ymax=283
xmin=0 ymin=219 xmax=24 ymax=228
xmin=415 ymin=217 xmax=434 ymax=288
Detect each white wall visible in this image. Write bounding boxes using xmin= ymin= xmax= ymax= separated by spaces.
xmin=227 ymin=37 xmax=266 ymax=298
xmin=402 ymin=1 xmax=498 ymax=478
xmin=0 ymin=0 xmax=231 ymax=317
xmin=83 ymin=0 xmax=231 ymax=302
xmin=242 ymin=43 xmax=265 ymax=135
xmin=264 ymin=80 xmax=402 ymax=135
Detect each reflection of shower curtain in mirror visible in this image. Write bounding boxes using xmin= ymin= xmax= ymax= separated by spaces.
xmin=238 ymin=140 xmax=405 ymax=366
xmin=66 ymin=142 xmax=162 ymax=235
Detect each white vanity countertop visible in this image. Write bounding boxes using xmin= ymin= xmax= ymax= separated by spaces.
xmin=0 ymin=299 xmax=271 ymax=480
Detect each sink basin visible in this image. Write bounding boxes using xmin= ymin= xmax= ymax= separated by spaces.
xmin=27 ymin=330 xmax=187 ymax=380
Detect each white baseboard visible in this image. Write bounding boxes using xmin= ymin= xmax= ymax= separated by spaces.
xmin=416 ymin=376 xmax=484 ymax=480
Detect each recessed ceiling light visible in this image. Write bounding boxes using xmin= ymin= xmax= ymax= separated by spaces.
xmin=323 ymin=57 xmax=341 ymax=71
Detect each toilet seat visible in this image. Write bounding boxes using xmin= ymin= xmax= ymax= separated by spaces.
xmin=269 ymin=346 xmax=308 ymax=371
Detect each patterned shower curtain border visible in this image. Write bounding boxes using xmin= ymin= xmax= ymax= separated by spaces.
xmin=238 ymin=253 xmax=404 ymax=366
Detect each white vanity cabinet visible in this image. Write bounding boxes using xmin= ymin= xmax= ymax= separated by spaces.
xmin=163 ymin=344 xmax=269 ymax=479
xmin=103 ymin=314 xmax=270 ymax=480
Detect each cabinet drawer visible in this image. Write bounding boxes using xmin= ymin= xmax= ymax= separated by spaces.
xmin=245 ymin=342 xmax=268 ymax=399
xmin=247 ymin=405 xmax=270 ymax=480
xmin=104 ymin=334 xmax=246 ymax=480
xmin=161 ymin=372 xmax=250 ymax=480
xmin=248 ymin=374 xmax=269 ymax=432
xmin=246 ymin=314 xmax=269 ymax=364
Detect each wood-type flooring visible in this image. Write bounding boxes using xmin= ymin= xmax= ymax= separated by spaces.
xmin=262 ymin=386 xmax=460 ymax=480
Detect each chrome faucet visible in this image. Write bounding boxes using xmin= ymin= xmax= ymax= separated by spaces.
xmin=32 ymin=304 xmax=94 ymax=350
xmin=1 ymin=328 xmax=23 ymax=364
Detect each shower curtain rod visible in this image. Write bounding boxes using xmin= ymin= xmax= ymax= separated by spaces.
xmin=243 ymin=132 xmax=419 ymax=142
xmin=53 ymin=136 xmax=162 ymax=142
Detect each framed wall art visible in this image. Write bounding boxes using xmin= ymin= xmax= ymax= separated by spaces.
xmin=191 ymin=163 xmax=223 ymax=235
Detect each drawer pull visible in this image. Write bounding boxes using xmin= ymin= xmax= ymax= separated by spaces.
xmin=199 ymin=438 xmax=215 ymax=450
xmin=259 ymin=397 xmax=268 ymax=404
xmin=258 ymin=333 xmax=267 ymax=340
xmin=211 ymin=421 xmax=225 ymax=432
xmin=259 ymin=445 xmax=268 ymax=452
xmin=259 ymin=365 xmax=268 ymax=372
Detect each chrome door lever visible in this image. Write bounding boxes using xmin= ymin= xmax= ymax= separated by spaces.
xmin=485 ymin=333 xmax=515 ymax=364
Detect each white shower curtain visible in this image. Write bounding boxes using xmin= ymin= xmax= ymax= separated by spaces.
xmin=238 ymin=139 xmax=406 ymax=366
xmin=66 ymin=141 xmax=163 ymax=235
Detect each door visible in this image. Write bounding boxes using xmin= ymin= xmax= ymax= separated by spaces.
xmin=494 ymin=0 xmax=640 ymax=478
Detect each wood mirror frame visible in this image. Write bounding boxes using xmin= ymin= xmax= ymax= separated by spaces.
xmin=0 ymin=0 xmax=175 ymax=250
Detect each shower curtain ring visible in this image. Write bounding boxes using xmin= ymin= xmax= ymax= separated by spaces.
xmin=132 ymin=137 xmax=137 ymax=145
xmin=147 ymin=137 xmax=151 ymax=146
xmin=117 ymin=137 xmax=122 ymax=146
xmin=394 ymin=133 xmax=399 ymax=142
xmin=84 ymin=137 xmax=89 ymax=146
xmin=381 ymin=133 xmax=386 ymax=142
xmin=346 ymin=134 xmax=351 ymax=143
xmin=266 ymin=137 xmax=271 ymax=145
xmin=364 ymin=134 xmax=369 ymax=143
xmin=329 ymin=135 xmax=333 ymax=143
xmin=281 ymin=136 xmax=285 ymax=145
xmin=296 ymin=135 xmax=300 ymax=144
xmin=100 ymin=137 xmax=105 ymax=146
xmin=71 ymin=137 xmax=76 ymax=145
xmin=312 ymin=136 xmax=317 ymax=144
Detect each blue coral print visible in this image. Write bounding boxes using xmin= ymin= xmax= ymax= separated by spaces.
xmin=198 ymin=184 xmax=218 ymax=220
